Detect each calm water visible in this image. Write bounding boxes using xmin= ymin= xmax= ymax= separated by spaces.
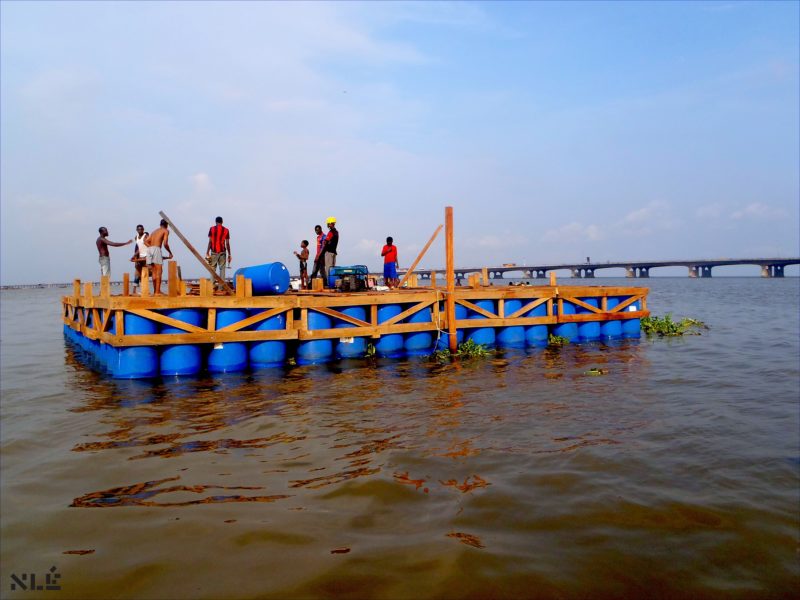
xmin=1 ymin=278 xmax=798 ymax=599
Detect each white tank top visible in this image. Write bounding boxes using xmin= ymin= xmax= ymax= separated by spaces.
xmin=136 ymin=233 xmax=148 ymax=258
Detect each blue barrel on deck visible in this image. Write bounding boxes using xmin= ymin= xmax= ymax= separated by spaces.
xmin=601 ymin=297 xmax=623 ymax=339
xmin=112 ymin=313 xmax=158 ymax=379
xmin=376 ymin=304 xmax=404 ymax=358
xmin=552 ymin=300 xmax=578 ymax=341
xmin=576 ymin=298 xmax=601 ymax=342
xmin=233 ymin=262 xmax=290 ymax=295
xmin=524 ymin=301 xmax=549 ymax=347
xmin=466 ymin=299 xmax=496 ymax=348
xmin=434 ymin=304 xmax=467 ymax=351
xmin=249 ymin=309 xmax=287 ymax=368
xmin=208 ymin=309 xmax=248 ymax=373
xmin=404 ymin=304 xmax=434 ymax=355
xmin=160 ymin=309 xmax=203 ymax=376
xmin=297 ymin=311 xmax=333 ymax=364
xmin=622 ymin=299 xmax=642 ymax=339
xmin=334 ymin=306 xmax=367 ymax=359
xmin=497 ymin=299 xmax=525 ymax=348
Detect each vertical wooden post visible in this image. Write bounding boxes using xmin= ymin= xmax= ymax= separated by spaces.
xmin=312 ymin=278 xmax=323 ymax=291
xmin=167 ymin=261 xmax=178 ymax=297
xmin=84 ymin=282 xmax=93 ymax=299
xmin=73 ymin=279 xmax=81 ymax=298
xmin=445 ymin=206 xmax=457 ymax=353
xmin=141 ymin=267 xmax=150 ymax=297
xmin=100 ymin=275 xmax=110 ymax=298
xmin=179 ymin=280 xmax=187 ymax=296
xmin=481 ymin=267 xmax=489 ymax=286
xmin=245 ymin=278 xmax=253 ymax=297
xmin=236 ymin=274 xmax=245 ymax=298
xmin=430 ymin=271 xmax=437 ymax=289
xmin=207 ymin=308 xmax=216 ymax=331
xmin=122 ymin=273 xmax=130 ymax=297
xmin=549 ymin=271 xmax=557 ymax=286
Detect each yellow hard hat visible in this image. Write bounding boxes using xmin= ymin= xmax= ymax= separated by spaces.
xmin=326 ymin=216 xmax=336 ymax=224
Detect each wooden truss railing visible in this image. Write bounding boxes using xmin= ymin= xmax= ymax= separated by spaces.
xmin=63 ymin=275 xmax=649 ymax=348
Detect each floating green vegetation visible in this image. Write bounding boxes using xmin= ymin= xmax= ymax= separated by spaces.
xmin=547 ymin=334 xmax=570 ymax=347
xmin=429 ymin=339 xmax=491 ymax=362
xmin=584 ymin=367 xmax=609 ymax=376
xmin=641 ymin=314 xmax=708 ymax=336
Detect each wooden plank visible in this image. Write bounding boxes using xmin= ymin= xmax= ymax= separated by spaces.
xmin=557 ymin=310 xmax=649 ymax=324
xmin=217 ymin=306 xmax=290 ymax=333
xmin=497 ymin=298 xmax=504 ymax=318
xmin=168 ymin=261 xmax=178 ymax=297
xmin=397 ymin=223 xmax=443 ymax=289
xmin=482 ymin=267 xmax=489 ymax=286
xmin=113 ymin=310 xmax=123 ymax=336
xmin=141 ymin=267 xmax=150 ymax=297
xmin=445 ymin=207 xmax=456 ymax=353
xmin=563 ymin=296 xmax=603 ymax=314
xmin=380 ymin=299 xmax=437 ymax=326
xmin=430 ymin=271 xmax=437 ymax=289
xmin=549 ymin=272 xmax=557 ymax=286
xmin=159 ymin=210 xmax=234 ymax=294
xmin=313 ymin=306 xmax=372 ymax=328
xmin=106 ymin=329 xmax=299 ymax=347
xmin=207 ymin=308 xmax=216 ymax=332
xmin=506 ymin=297 xmax=549 ymax=319
xmin=245 ymin=278 xmax=253 ymax=297
xmin=608 ymin=295 xmax=642 ymax=313
xmin=235 ymin=274 xmax=245 ymax=298
xmin=128 ymin=309 xmax=207 ymax=333
xmin=312 ymin=278 xmax=324 ymax=291
xmin=84 ymin=282 xmax=93 ymax=299
xmin=455 ymin=298 xmax=498 ymax=320
xmin=122 ymin=273 xmax=130 ymax=297
xmin=73 ymin=279 xmax=81 ymax=299
xmin=100 ymin=275 xmax=110 ymax=298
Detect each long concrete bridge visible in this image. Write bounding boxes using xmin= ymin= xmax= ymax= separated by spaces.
xmin=408 ymin=257 xmax=800 ymax=280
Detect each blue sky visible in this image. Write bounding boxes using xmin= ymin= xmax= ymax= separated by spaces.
xmin=1 ymin=1 xmax=798 ymax=284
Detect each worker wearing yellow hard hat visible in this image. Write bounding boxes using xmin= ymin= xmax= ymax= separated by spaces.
xmin=319 ymin=216 xmax=339 ymax=286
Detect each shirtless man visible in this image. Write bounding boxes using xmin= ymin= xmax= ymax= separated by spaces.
xmin=96 ymin=227 xmax=132 ymax=278
xmin=145 ymin=219 xmax=173 ymax=295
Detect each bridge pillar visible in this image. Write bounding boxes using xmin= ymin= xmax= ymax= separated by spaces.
xmin=700 ymin=266 xmax=712 ymax=278
xmin=626 ymin=267 xmax=635 ymax=278
xmin=774 ymin=265 xmax=785 ymax=278
xmin=585 ymin=268 xmax=595 ymax=278
xmin=637 ymin=267 xmax=650 ymax=278
xmin=536 ymin=270 xmax=546 ymax=279
xmin=571 ymin=268 xmax=582 ymax=278
xmin=688 ymin=266 xmax=698 ymax=278
xmin=492 ymin=271 xmax=503 ymax=279
xmin=523 ymin=270 xmax=533 ymax=279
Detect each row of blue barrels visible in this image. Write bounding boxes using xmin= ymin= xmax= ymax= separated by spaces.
xmin=63 ymin=297 xmax=641 ymax=379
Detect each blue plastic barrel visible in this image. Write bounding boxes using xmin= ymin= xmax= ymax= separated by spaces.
xmin=233 ymin=262 xmax=290 ymax=295
xmin=334 ymin=306 xmax=367 ymax=359
xmin=297 ymin=311 xmax=333 ymax=364
xmin=160 ymin=309 xmax=204 ymax=376
xmin=551 ymin=300 xmax=578 ymax=341
xmin=376 ymin=304 xmax=404 ymax=358
xmin=601 ymin=297 xmax=623 ymax=339
xmin=434 ymin=304 xmax=467 ymax=351
xmin=497 ymin=299 xmax=525 ymax=348
xmin=524 ymin=301 xmax=549 ymax=347
xmin=405 ymin=304 xmax=434 ymax=355
xmin=622 ymin=299 xmax=642 ymax=338
xmin=249 ymin=309 xmax=287 ymax=368
xmin=112 ymin=313 xmax=159 ymax=379
xmin=576 ymin=298 xmax=601 ymax=342
xmin=208 ymin=309 xmax=249 ymax=373
xmin=466 ymin=299 xmax=496 ymax=348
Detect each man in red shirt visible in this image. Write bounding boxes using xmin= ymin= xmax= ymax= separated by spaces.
xmin=205 ymin=216 xmax=231 ymax=290
xmin=381 ymin=236 xmax=399 ymax=288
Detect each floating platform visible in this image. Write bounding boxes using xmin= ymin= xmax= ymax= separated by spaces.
xmin=61 ymin=266 xmax=649 ymax=379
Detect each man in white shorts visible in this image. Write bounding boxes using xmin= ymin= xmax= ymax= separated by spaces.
xmin=145 ymin=219 xmax=173 ymax=295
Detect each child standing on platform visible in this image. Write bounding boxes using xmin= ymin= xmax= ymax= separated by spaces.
xmin=294 ymin=240 xmax=310 ymax=289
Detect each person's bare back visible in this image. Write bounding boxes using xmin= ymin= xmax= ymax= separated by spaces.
xmin=147 ymin=227 xmax=169 ymax=248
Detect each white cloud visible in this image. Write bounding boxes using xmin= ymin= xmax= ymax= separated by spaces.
xmin=541 ymin=222 xmax=604 ymax=244
xmin=730 ymin=202 xmax=787 ymax=220
xmin=189 ymin=173 xmax=214 ymax=194
xmin=695 ymin=203 xmax=723 ymax=218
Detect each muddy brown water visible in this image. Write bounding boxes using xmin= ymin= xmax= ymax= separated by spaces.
xmin=1 ymin=278 xmax=798 ymax=599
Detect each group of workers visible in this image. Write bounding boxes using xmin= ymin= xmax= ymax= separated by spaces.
xmin=97 ymin=213 xmax=399 ymax=294
xmin=293 ymin=217 xmax=339 ymax=289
